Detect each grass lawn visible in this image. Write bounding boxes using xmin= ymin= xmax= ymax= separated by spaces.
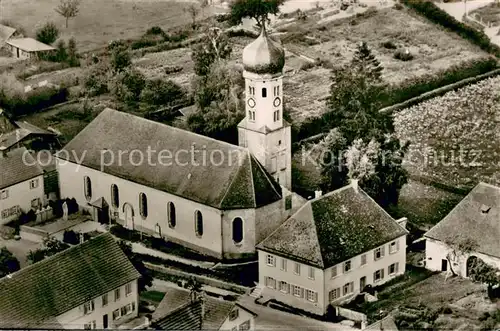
xmin=3 ymin=0 xmax=206 ymax=52
xmin=470 ymin=2 xmax=500 ymax=27
xmin=140 ymin=290 xmax=166 ymax=305
xmin=394 ymin=75 xmax=500 ymax=190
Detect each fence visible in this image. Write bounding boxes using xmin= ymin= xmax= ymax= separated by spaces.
xmin=35 ymin=206 xmax=54 ymax=224
xmin=336 ymin=306 xmax=367 ymax=328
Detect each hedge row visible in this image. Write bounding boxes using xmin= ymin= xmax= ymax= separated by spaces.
xmin=1 ymin=86 xmax=69 ymax=118
xmin=294 ymin=57 xmax=498 ymax=141
xmin=402 ymin=0 xmax=500 ymax=57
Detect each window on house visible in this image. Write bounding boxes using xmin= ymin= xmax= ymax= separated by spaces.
xmin=374 ymin=268 xmax=385 ymax=282
xmin=31 ymin=198 xmax=40 ymax=209
xmin=389 ymin=262 xmax=399 ymax=275
xmin=232 ymin=217 xmax=243 ymax=244
xmin=0 ymin=190 xmax=8 ymax=200
xmin=121 ymin=306 xmax=127 ymax=316
xmin=29 ymin=179 xmax=39 ymax=189
xmin=265 ymin=276 xmax=276 ymax=289
xmin=240 ymin=320 xmax=251 ymax=331
xmin=285 ymin=195 xmax=292 ymax=210
xmin=194 ymin=210 xmax=203 ymax=237
xmin=306 ymin=289 xmax=317 ymax=302
xmin=279 ymin=281 xmax=289 ymax=293
xmin=83 ymin=300 xmax=95 ymax=315
xmin=102 ymin=294 xmax=108 ymax=307
xmin=308 ymin=267 xmax=315 ymax=280
xmin=125 ymin=283 xmax=132 ymax=296
xmin=114 ymin=288 xmax=120 ymax=301
xmin=343 ymin=260 xmax=352 ymax=273
xmin=123 ymin=303 xmax=134 ymax=315
xmin=329 ymin=288 xmax=341 ymax=301
xmin=343 ymin=282 xmax=354 ymax=296
xmin=92 ymin=321 xmax=96 ymax=329
xmin=266 ymin=254 xmax=275 ymax=267
xmin=294 ymin=262 xmax=301 ymax=275
xmin=389 ymin=240 xmax=399 ymax=254
xmin=248 ymin=110 xmax=255 ymax=121
xmin=112 ymin=309 xmax=120 ymax=320
xmin=139 ymin=193 xmax=148 ymax=218
xmin=331 ymin=265 xmax=338 ymax=278
xmin=374 ymin=246 xmax=385 ymax=261
xmin=167 ymin=202 xmax=176 ymax=228
xmin=280 ymin=258 xmax=287 ymax=271
xmin=361 ymin=254 xmax=367 ymax=266
xmin=229 ymin=308 xmax=239 ymax=321
xmin=111 ymin=184 xmax=119 ymax=208
xmin=84 ymin=176 xmax=92 ymax=201
xmin=262 ymin=88 xmax=267 ymax=98
xmin=292 ymin=285 xmax=303 ymax=298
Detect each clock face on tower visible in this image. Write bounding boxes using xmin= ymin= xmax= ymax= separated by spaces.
xmin=273 ymin=97 xmax=281 ymax=107
xmin=247 ymin=98 xmax=256 ymax=108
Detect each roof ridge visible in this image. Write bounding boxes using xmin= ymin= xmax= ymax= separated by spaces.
xmin=248 ymin=152 xmax=257 ymax=208
xmin=477 ymin=181 xmax=500 ymax=190
xmin=0 ymin=232 xmax=113 ymax=283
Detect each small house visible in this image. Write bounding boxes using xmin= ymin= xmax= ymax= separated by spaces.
xmin=6 ymin=37 xmax=55 ymax=60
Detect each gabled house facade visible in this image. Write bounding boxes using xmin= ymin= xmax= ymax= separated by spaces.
xmin=425 ymin=182 xmax=500 ymax=277
xmin=256 ymin=181 xmax=408 ymax=315
xmin=57 ymin=108 xmax=297 ymax=260
xmin=6 ymin=37 xmax=55 ymax=60
xmin=0 ymin=147 xmax=44 ymax=224
xmin=151 ymin=287 xmax=256 ymax=331
xmin=0 ymin=233 xmax=141 ymax=329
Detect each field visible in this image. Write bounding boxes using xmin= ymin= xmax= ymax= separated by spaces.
xmin=2 ymin=0 xmax=208 ymax=52
xmin=394 ymin=75 xmax=500 ymax=190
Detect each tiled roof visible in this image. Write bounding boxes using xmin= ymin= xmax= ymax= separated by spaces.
xmin=6 ymin=37 xmax=55 ymax=52
xmin=0 ymin=233 xmax=140 ymax=328
xmin=152 ymin=287 xmax=253 ymax=331
xmin=0 ymin=24 xmax=16 ymax=43
xmin=0 ymin=147 xmax=43 ymax=189
xmin=257 ymin=184 xmax=408 ymax=269
xmin=0 ymin=121 xmax=54 ymax=150
xmin=58 ymin=108 xmax=282 ymax=209
xmin=425 ymin=182 xmax=500 ymax=257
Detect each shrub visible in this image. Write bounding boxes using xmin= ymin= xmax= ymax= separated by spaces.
xmin=0 ymin=85 xmax=69 ymax=117
xmin=111 ymin=50 xmax=131 ymax=72
xmin=146 ymin=26 xmax=165 ymax=36
xmin=402 ymin=0 xmax=500 ymax=57
xmin=140 ymin=79 xmax=186 ymax=106
xmin=381 ymin=40 xmax=397 ymax=49
xmin=36 ymin=22 xmax=59 ymax=45
xmin=83 ymin=62 xmax=112 ymax=96
xmin=394 ymin=48 xmax=414 ymax=61
xmin=63 ymin=230 xmax=80 ymax=245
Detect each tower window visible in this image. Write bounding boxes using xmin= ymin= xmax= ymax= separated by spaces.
xmin=194 ymin=210 xmax=203 ymax=237
xmin=262 ymin=88 xmax=267 ymax=98
xmin=273 ymin=110 xmax=280 ymax=122
xmin=274 ymin=86 xmax=280 ymax=96
xmin=249 ymin=110 xmax=255 ymax=122
xmin=248 ymin=86 xmax=255 ymax=95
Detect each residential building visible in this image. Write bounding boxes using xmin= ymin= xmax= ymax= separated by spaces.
xmin=6 ymin=37 xmax=55 ymax=59
xmin=425 ymin=182 xmax=500 ymax=277
xmin=151 ymin=287 xmax=256 ymax=331
xmin=0 ymin=233 xmax=141 ymax=329
xmin=238 ymin=24 xmax=292 ymax=190
xmin=0 ymin=147 xmax=44 ymax=224
xmin=256 ymin=180 xmax=408 ymax=315
xmin=56 ymin=107 xmax=299 ymax=260
xmin=0 ymin=24 xmax=22 ymax=46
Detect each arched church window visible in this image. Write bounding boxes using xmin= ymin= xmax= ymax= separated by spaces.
xmin=111 ymin=184 xmax=119 ymax=208
xmin=84 ymin=176 xmax=92 ymax=201
xmin=195 ymin=210 xmax=203 ymax=237
xmin=139 ymin=193 xmax=148 ymax=219
xmin=167 ymin=202 xmax=176 ymax=228
xmin=232 ymin=217 xmax=243 ymax=244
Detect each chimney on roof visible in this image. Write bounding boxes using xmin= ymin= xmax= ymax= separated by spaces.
xmin=351 ymin=178 xmax=359 ymax=192
xmin=314 ymin=190 xmax=322 ymax=199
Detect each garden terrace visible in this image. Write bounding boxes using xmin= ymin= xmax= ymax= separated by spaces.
xmin=394 ymin=75 xmax=500 ymax=190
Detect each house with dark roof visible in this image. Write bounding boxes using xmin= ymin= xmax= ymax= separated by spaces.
xmin=255 ymin=180 xmax=408 ymax=315
xmin=0 ymin=147 xmax=44 ymax=224
xmin=6 ymin=37 xmax=56 ymax=60
xmin=425 ymin=182 xmax=500 ymax=277
xmin=0 ymin=233 xmax=141 ymax=329
xmin=56 ymin=108 xmax=297 ymax=259
xmin=151 ymin=287 xmax=256 ymax=331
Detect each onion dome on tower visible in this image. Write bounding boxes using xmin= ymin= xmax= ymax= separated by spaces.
xmin=242 ymin=24 xmax=285 ymax=75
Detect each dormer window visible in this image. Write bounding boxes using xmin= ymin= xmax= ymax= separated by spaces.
xmin=481 ymin=204 xmax=491 ymax=214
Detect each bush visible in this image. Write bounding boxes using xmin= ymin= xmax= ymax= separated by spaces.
xmin=0 ymin=85 xmax=69 ymax=117
xmin=63 ymin=230 xmax=80 ymax=245
xmin=140 ymin=79 xmax=186 ymax=106
xmin=402 ymin=0 xmax=500 ymax=57
xmin=83 ymin=62 xmax=112 ymax=96
xmin=394 ymin=48 xmax=414 ymax=61
xmin=146 ymin=26 xmax=166 ymax=36
xmin=381 ymin=40 xmax=397 ymax=49
xmin=108 ymin=69 xmax=146 ymax=104
xmin=36 ymin=22 xmax=59 ymax=45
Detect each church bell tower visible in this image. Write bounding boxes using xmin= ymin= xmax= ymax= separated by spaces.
xmin=237 ymin=24 xmax=292 ymax=190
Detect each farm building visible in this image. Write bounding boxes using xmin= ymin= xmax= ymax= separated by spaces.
xmin=0 ymin=24 xmax=21 ymax=46
xmin=6 ymin=37 xmax=55 ymax=60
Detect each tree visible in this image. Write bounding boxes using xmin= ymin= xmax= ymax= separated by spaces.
xmin=67 ymin=37 xmax=78 ymax=67
xmin=352 ymin=41 xmax=383 ymax=83
xmin=186 ymin=277 xmax=203 ymax=301
xmin=0 ymin=247 xmax=20 ymax=278
xmin=109 ymin=69 xmax=146 ymax=104
xmin=191 ymin=27 xmax=232 ymax=76
xmin=185 ymin=4 xmax=200 ymax=30
xmin=55 ymin=39 xmax=68 ymax=62
xmin=26 ymin=236 xmax=70 ymax=265
xmin=444 ymin=236 xmax=478 ymax=277
xmin=36 ymin=22 xmax=59 ymax=45
xmin=117 ymin=240 xmax=153 ymax=292
xmin=468 ymin=257 xmax=500 ymax=297
xmin=228 ymin=0 xmax=285 ymax=27
xmin=83 ymin=61 xmax=112 ymax=96
xmin=55 ymin=0 xmax=80 ymax=28
xmin=140 ymin=79 xmax=186 ymax=106
xmin=110 ymin=49 xmax=131 ymax=73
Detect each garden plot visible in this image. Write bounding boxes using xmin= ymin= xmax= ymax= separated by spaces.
xmin=394 ymin=76 xmax=500 ymax=189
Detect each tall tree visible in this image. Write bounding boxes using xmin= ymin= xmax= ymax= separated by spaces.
xmin=185 ymin=4 xmax=200 ymax=30
xmin=191 ymin=27 xmax=232 ymax=76
xmin=67 ymin=37 xmax=78 ymax=66
xmin=229 ymin=0 xmax=285 ymax=27
xmin=351 ymin=41 xmax=383 ymax=83
xmin=36 ymin=22 xmax=59 ymax=45
xmin=0 ymin=247 xmax=20 ymax=278
xmin=26 ymin=236 xmax=70 ymax=264
xmin=55 ymin=0 xmax=80 ymax=28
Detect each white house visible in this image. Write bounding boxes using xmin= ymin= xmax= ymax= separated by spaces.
xmin=425 ymin=182 xmax=500 ymax=277
xmin=256 ymin=180 xmax=408 ymax=315
xmin=0 ymin=233 xmax=141 ymax=329
xmin=151 ymin=287 xmax=256 ymax=331
xmin=6 ymin=37 xmax=55 ymax=60
xmin=0 ymin=147 xmax=44 ymax=224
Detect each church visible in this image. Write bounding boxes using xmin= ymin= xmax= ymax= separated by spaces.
xmin=56 ymin=25 xmax=301 ymax=260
